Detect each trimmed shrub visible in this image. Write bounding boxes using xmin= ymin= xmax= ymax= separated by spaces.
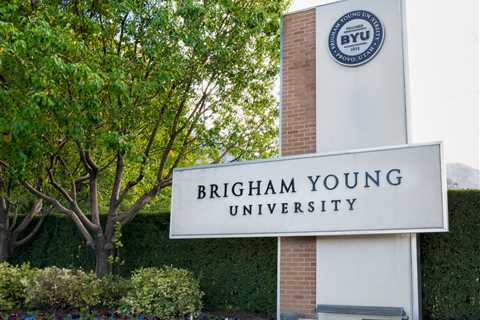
xmin=120 ymin=267 xmax=203 ymax=319
xmin=0 ymin=266 xmax=201 ymax=316
xmin=96 ymin=275 xmax=131 ymax=311
xmin=421 ymin=190 xmax=480 ymax=320
xmin=12 ymin=213 xmax=277 ymax=316
xmin=26 ymin=267 xmax=100 ymax=312
xmin=0 ymin=263 xmax=34 ymax=312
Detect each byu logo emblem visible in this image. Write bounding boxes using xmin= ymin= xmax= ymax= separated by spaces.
xmin=328 ymin=10 xmax=384 ymax=67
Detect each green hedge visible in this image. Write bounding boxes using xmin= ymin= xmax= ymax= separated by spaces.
xmin=12 ymin=212 xmax=277 ymax=317
xmin=11 ymin=190 xmax=480 ymax=319
xmin=421 ymin=190 xmax=480 ymax=320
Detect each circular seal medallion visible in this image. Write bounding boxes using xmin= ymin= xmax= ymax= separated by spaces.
xmin=328 ymin=10 xmax=385 ymax=67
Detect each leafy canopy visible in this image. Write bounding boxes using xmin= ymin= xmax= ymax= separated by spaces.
xmin=0 ymin=0 xmax=286 ymax=211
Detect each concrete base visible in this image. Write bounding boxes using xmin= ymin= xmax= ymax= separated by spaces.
xmin=316 ymin=234 xmax=420 ymax=320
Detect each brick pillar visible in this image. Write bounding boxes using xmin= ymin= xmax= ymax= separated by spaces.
xmin=279 ymin=9 xmax=317 ymax=320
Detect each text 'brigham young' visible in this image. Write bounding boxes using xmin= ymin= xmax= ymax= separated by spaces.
xmin=195 ymin=169 xmax=403 ymax=216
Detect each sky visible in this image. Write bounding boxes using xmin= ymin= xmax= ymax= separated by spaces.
xmin=288 ymin=0 xmax=480 ymax=170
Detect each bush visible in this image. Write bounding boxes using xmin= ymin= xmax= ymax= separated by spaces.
xmin=421 ymin=190 xmax=480 ymax=320
xmin=0 ymin=263 xmax=34 ymax=312
xmin=96 ymin=275 xmax=131 ymax=311
xmin=0 ymin=264 xmax=203 ymax=317
xmin=26 ymin=267 xmax=100 ymax=312
xmin=120 ymin=267 xmax=203 ymax=319
xmin=12 ymin=213 xmax=278 ymax=316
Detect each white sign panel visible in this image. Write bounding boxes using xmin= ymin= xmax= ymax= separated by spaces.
xmin=316 ymin=0 xmax=409 ymax=152
xmin=170 ymin=143 xmax=447 ymax=239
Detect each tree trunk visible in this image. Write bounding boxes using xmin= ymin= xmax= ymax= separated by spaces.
xmin=95 ymin=238 xmax=113 ymax=277
xmin=0 ymin=228 xmax=13 ymax=262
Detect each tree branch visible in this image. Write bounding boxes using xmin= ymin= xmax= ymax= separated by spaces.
xmin=48 ymin=156 xmax=75 ymax=204
xmin=12 ymin=198 xmax=43 ymax=233
xmin=73 ymin=154 xmax=114 ymax=192
xmin=23 ymin=182 xmax=96 ymax=247
xmin=14 ymin=211 xmax=48 ymax=247
xmin=116 ymin=85 xmax=175 ymax=204
xmin=85 ymin=152 xmax=99 ymax=172
xmin=116 ymin=111 xmax=162 ymax=203
xmin=77 ymin=142 xmax=93 ymax=173
xmin=161 ymin=87 xmax=213 ymax=182
xmin=118 ymin=184 xmax=162 ymax=226
xmin=75 ymin=142 xmax=106 ymax=175
xmin=155 ymin=94 xmax=191 ymax=184
xmin=117 ymin=13 xmax=129 ymax=56
xmin=164 ymin=123 xmax=198 ymax=181
xmin=46 ymin=156 xmax=98 ymax=231
xmin=89 ymin=171 xmax=101 ymax=228
xmin=109 ymin=153 xmax=124 ymax=212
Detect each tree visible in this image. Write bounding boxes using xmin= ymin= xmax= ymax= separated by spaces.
xmin=0 ymin=0 xmax=286 ymax=276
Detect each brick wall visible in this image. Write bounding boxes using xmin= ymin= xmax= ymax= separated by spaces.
xmin=279 ymin=237 xmax=317 ymax=319
xmin=281 ymin=9 xmax=316 ymax=156
xmin=279 ymin=8 xmax=317 ymax=320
